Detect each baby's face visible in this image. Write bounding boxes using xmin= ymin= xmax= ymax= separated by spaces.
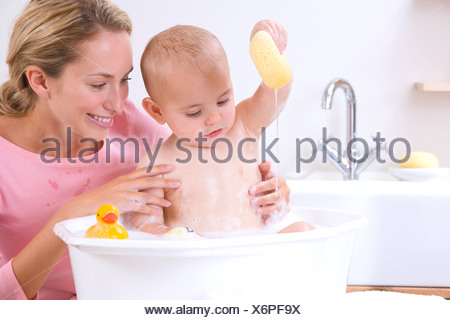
xmin=158 ymin=60 xmax=236 ymax=148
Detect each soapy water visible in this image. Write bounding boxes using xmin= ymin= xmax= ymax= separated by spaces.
xmin=116 ymin=200 xmax=303 ymax=241
xmin=76 ymin=203 xmax=319 ymax=241
xmin=90 ymin=205 xmax=319 ymax=241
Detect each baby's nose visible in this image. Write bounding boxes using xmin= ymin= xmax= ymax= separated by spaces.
xmin=205 ymin=112 xmax=221 ymax=126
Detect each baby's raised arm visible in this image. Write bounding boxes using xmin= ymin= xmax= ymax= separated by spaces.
xmin=238 ymin=20 xmax=292 ymax=136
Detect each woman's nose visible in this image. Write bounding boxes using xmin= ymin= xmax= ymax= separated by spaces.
xmin=105 ymin=86 xmax=125 ymax=114
xmin=205 ymin=111 xmax=221 ymax=126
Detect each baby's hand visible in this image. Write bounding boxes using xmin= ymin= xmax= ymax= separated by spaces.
xmin=250 ymin=19 xmax=287 ymax=54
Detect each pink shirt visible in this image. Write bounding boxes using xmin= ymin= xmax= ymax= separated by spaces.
xmin=0 ymin=100 xmax=170 ymax=299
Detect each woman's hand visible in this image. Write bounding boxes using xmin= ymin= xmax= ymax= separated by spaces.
xmin=57 ymin=165 xmax=180 ymax=222
xmin=250 ymin=19 xmax=288 ymax=54
xmin=249 ymin=161 xmax=291 ymax=224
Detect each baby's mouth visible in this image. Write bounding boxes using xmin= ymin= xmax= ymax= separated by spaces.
xmin=205 ymin=129 xmax=223 ymax=138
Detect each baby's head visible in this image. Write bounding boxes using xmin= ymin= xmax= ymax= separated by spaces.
xmin=140 ymin=25 xmax=236 ymax=147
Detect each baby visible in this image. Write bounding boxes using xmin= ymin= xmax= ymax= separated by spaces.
xmin=133 ymin=20 xmax=314 ymax=234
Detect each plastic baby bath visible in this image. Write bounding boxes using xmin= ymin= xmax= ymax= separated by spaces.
xmin=54 ymin=207 xmax=367 ymax=299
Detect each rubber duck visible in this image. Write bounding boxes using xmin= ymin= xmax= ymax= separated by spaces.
xmin=85 ymin=204 xmax=129 ymax=239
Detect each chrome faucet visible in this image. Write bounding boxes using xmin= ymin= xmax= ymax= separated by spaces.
xmin=320 ymin=78 xmax=383 ymax=180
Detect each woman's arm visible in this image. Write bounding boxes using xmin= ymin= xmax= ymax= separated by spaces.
xmin=8 ymin=165 xmax=178 ymax=299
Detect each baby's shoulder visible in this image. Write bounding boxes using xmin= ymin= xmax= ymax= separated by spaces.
xmin=227 ymin=113 xmax=258 ymax=141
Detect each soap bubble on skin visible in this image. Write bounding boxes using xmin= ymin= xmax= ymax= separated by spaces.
xmin=264 ymin=199 xmax=288 ymax=225
xmin=205 ymin=177 xmax=219 ymax=204
xmin=120 ymin=198 xmax=159 ymax=230
xmin=237 ymin=184 xmax=249 ymax=216
xmin=180 ymin=207 xmax=201 ymax=230
xmin=222 ymin=216 xmax=241 ymax=231
xmin=177 ymin=189 xmax=201 ymax=228
xmin=139 ymin=210 xmax=160 ymax=226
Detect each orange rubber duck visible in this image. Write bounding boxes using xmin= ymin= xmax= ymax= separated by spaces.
xmin=85 ymin=204 xmax=129 ymax=239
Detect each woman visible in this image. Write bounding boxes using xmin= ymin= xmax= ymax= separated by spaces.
xmin=0 ymin=0 xmax=290 ymax=300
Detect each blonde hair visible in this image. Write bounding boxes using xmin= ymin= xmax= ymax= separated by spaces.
xmin=140 ymin=25 xmax=227 ymax=101
xmin=0 ymin=0 xmax=132 ymax=117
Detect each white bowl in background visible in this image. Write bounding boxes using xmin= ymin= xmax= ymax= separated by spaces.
xmin=388 ymin=167 xmax=449 ymax=181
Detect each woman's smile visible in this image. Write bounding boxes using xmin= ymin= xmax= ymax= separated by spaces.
xmin=87 ymin=113 xmax=114 ymax=129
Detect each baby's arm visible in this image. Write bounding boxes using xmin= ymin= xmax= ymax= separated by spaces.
xmin=238 ymin=20 xmax=292 ymax=136
xmin=129 ymin=152 xmax=170 ymax=234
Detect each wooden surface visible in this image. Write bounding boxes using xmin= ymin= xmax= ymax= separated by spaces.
xmin=414 ymin=82 xmax=450 ymax=92
xmin=347 ymin=285 xmax=450 ymax=299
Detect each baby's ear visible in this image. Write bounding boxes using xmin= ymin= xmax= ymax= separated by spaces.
xmin=142 ymin=97 xmax=165 ymax=125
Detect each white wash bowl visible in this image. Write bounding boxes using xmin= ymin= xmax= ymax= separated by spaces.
xmin=287 ymin=178 xmax=450 ymax=288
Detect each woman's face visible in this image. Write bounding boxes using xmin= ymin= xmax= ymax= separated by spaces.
xmin=45 ymin=30 xmax=133 ymax=141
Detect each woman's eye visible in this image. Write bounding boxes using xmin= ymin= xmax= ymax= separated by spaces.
xmin=91 ymin=83 xmax=106 ymax=89
xmin=121 ymin=77 xmax=132 ymax=85
xmin=187 ymin=110 xmax=201 ymax=117
xmin=217 ymin=98 xmax=229 ymax=106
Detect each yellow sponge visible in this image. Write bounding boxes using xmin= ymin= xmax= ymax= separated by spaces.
xmin=399 ymin=152 xmax=439 ymax=168
xmin=249 ymin=31 xmax=292 ymax=89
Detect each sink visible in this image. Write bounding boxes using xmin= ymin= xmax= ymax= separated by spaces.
xmin=288 ymin=178 xmax=450 ymax=287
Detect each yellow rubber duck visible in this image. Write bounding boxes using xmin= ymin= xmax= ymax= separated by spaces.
xmin=85 ymin=204 xmax=129 ymax=239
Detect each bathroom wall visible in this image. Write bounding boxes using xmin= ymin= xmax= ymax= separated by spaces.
xmin=1 ymin=0 xmax=449 ymax=179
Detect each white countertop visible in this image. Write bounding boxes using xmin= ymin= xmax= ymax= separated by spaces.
xmin=304 ymin=291 xmax=450 ymax=320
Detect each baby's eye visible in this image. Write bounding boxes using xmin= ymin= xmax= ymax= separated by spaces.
xmin=121 ymin=77 xmax=132 ymax=85
xmin=186 ymin=110 xmax=201 ymax=117
xmin=217 ymin=98 xmax=230 ymax=106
